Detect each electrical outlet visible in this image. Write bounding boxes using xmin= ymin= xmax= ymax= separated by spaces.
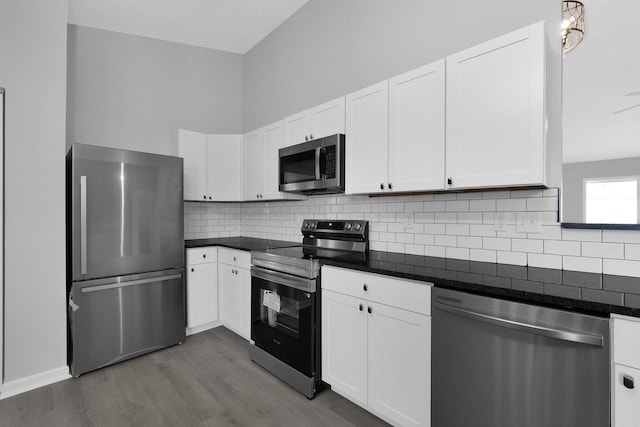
xmin=494 ymin=213 xmax=507 ymax=232
xmin=516 ymin=212 xmax=541 ymax=233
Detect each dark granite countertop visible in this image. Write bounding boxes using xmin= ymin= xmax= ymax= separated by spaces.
xmin=185 ymin=237 xmax=299 ymax=252
xmin=185 ymin=237 xmax=640 ymax=318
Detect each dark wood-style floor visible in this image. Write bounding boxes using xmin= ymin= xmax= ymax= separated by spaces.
xmin=0 ymin=327 xmax=389 ymax=426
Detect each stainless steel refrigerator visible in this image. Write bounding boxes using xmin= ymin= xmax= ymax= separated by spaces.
xmin=67 ymin=143 xmax=185 ymax=376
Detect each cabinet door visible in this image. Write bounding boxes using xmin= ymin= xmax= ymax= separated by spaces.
xmin=263 ymin=121 xmax=286 ymax=200
xmin=207 ymin=134 xmax=243 ymax=201
xmin=345 ymin=81 xmax=390 ymax=194
xmin=219 ymin=263 xmax=242 ymax=335
xmin=311 ymin=96 xmax=345 ymax=139
xmin=284 ymin=109 xmax=312 ymax=146
xmin=614 ymin=364 xmax=640 ymax=427
xmin=368 ymin=302 xmax=430 ymax=427
xmin=389 ymin=60 xmax=445 ymax=192
xmin=178 ymin=129 xmax=207 ymax=201
xmin=186 ymin=261 xmax=218 ymax=330
xmin=446 ymin=21 xmax=545 ymax=189
xmin=243 ymin=128 xmax=265 ymax=200
xmin=321 ymin=290 xmax=368 ymax=407
xmin=238 ymin=267 xmax=252 ymax=340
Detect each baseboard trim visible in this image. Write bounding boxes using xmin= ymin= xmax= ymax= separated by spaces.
xmin=0 ymin=366 xmax=71 ymax=400
xmin=186 ymin=320 xmax=222 ymax=336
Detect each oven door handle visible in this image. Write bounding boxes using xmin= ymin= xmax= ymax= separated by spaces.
xmin=251 ymin=266 xmax=316 ymax=293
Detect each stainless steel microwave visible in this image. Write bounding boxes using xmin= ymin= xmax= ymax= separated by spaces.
xmin=278 ymin=134 xmax=345 ymax=195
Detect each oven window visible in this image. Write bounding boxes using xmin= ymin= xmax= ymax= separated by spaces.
xmin=280 ymin=151 xmax=316 ymax=184
xmin=259 ymin=289 xmax=311 ymax=338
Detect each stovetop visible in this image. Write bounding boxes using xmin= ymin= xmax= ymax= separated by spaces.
xmin=257 ymin=245 xmax=369 ymax=264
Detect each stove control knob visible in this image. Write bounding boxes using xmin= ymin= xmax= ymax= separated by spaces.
xmin=354 ymin=223 xmax=362 ymax=231
xmin=345 ymin=223 xmax=352 ymax=230
xmin=303 ymin=222 xmax=309 ymax=229
xmin=310 ymin=222 xmax=316 ymax=229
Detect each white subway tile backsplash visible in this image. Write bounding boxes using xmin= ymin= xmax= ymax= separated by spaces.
xmin=470 ymin=248 xmax=497 ymax=263
xmin=561 ymin=228 xmax=602 ymax=242
xmin=445 ymin=224 xmax=470 ymax=236
xmin=470 ymin=199 xmax=496 ymax=212
xmin=526 ymin=197 xmax=558 ymax=212
xmin=186 ymin=191 xmax=640 ymax=276
xmin=497 ymin=198 xmax=526 ymax=211
xmin=582 ymin=242 xmax=624 ymax=259
xmin=445 ymin=200 xmax=469 ymax=212
xmin=483 ymin=237 xmax=511 ymax=251
xmin=563 ymin=256 xmax=602 ymax=274
xmin=544 ymin=240 xmax=581 ymax=256
xmin=528 ymin=253 xmax=562 ymax=269
xmin=603 ymin=230 xmax=640 ymax=244
xmin=626 ymin=244 xmax=640 ymax=260
xmin=447 ymin=247 xmax=470 ymax=260
xmin=497 ymin=251 xmax=527 ymax=266
xmin=603 ymin=259 xmax=640 ymax=278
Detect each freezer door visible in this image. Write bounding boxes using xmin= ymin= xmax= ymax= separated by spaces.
xmin=69 ymin=269 xmax=186 ymax=376
xmin=69 ymin=144 xmax=184 ymax=280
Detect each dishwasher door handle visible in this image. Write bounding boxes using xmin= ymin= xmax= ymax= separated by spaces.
xmin=433 ymin=300 xmax=604 ymax=347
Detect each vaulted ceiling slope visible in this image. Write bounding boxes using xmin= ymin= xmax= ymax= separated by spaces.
xmin=68 ymin=0 xmax=309 ymax=54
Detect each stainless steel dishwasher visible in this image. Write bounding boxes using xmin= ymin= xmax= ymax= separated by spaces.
xmin=432 ymin=287 xmax=610 ymax=427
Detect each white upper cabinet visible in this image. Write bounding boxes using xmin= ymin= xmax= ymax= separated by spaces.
xmin=244 ymin=121 xmax=307 ymax=201
xmin=178 ymin=129 xmax=207 ymax=201
xmin=243 ymin=128 xmax=265 ymax=200
xmin=178 ymin=130 xmax=243 ymax=201
xmin=284 ymin=97 xmax=345 ymax=146
xmin=445 ymin=21 xmax=546 ymax=189
xmin=207 ymin=134 xmax=243 ymax=201
xmin=389 ymin=60 xmax=446 ymax=192
xmin=345 ymin=81 xmax=390 ymax=194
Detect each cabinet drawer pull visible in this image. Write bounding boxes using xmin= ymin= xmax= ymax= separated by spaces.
xmin=233 ymin=256 xmax=237 ymax=261
xmin=380 ymin=183 xmax=384 ymax=190
xmin=388 ymin=182 xmax=392 ymax=190
xmin=359 ymin=304 xmax=363 ymax=311
xmin=624 ymin=375 xmax=635 ymax=389
xmin=363 ymin=283 xmax=368 ymax=291
xmin=447 ymin=177 xmax=453 ymax=185
xmin=367 ymin=306 xmax=372 ymax=314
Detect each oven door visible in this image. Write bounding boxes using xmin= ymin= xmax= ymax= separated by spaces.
xmin=251 ymin=266 xmax=317 ymax=377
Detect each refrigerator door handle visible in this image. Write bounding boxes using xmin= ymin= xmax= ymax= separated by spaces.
xmin=80 ymin=175 xmax=87 ymax=275
xmin=81 ymin=273 xmax=183 ymax=294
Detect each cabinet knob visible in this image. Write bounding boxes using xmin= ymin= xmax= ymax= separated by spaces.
xmin=363 ymin=283 xmax=368 ymax=291
xmin=447 ymin=177 xmax=453 ymax=185
xmin=203 ymin=195 xmax=206 ymax=199
xmin=310 ymin=134 xmax=313 ymax=140
xmin=191 ymin=268 xmax=194 ymax=272
xmin=233 ymin=256 xmax=237 ymax=261
xmin=388 ymin=182 xmax=392 ymax=190
xmin=203 ymin=254 xmax=206 ymax=258
xmin=256 ymin=194 xmax=259 ymax=198
xmin=624 ymin=375 xmax=635 ymax=389
xmin=367 ymin=306 xmax=372 ymax=314
xmin=305 ymin=136 xmax=309 ymax=141
xmin=359 ymin=304 xmax=364 ymax=311
xmin=380 ymin=183 xmax=384 ymax=190
xmin=209 ymin=196 xmax=212 ymax=200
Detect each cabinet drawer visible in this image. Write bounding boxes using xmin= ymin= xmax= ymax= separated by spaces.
xmin=218 ymin=248 xmax=251 ymax=268
xmin=187 ymin=247 xmax=218 ymax=266
xmin=613 ymin=315 xmax=640 ymax=368
xmin=321 ymin=266 xmax=432 ymax=315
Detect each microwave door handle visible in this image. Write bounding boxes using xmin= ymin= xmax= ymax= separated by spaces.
xmin=315 ymin=147 xmax=322 ymax=180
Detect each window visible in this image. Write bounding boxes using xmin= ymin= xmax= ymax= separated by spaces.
xmin=584 ymin=177 xmax=638 ymax=223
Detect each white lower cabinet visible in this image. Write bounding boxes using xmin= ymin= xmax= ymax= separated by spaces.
xmin=612 ymin=314 xmax=640 ymax=427
xmin=186 ymin=247 xmax=219 ymax=335
xmin=218 ymin=248 xmax=251 ymax=340
xmin=321 ymin=266 xmax=432 ymax=427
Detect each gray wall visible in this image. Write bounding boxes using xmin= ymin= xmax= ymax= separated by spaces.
xmin=0 ymin=0 xmax=68 ymax=382
xmin=67 ymin=25 xmax=243 ymax=156
xmin=242 ymin=0 xmax=562 ymax=132
xmin=563 ymin=157 xmax=640 ymax=222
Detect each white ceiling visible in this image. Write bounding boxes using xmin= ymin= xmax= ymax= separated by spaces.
xmin=68 ymin=0 xmax=309 ymax=54
xmin=563 ymin=0 xmax=640 ymax=164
